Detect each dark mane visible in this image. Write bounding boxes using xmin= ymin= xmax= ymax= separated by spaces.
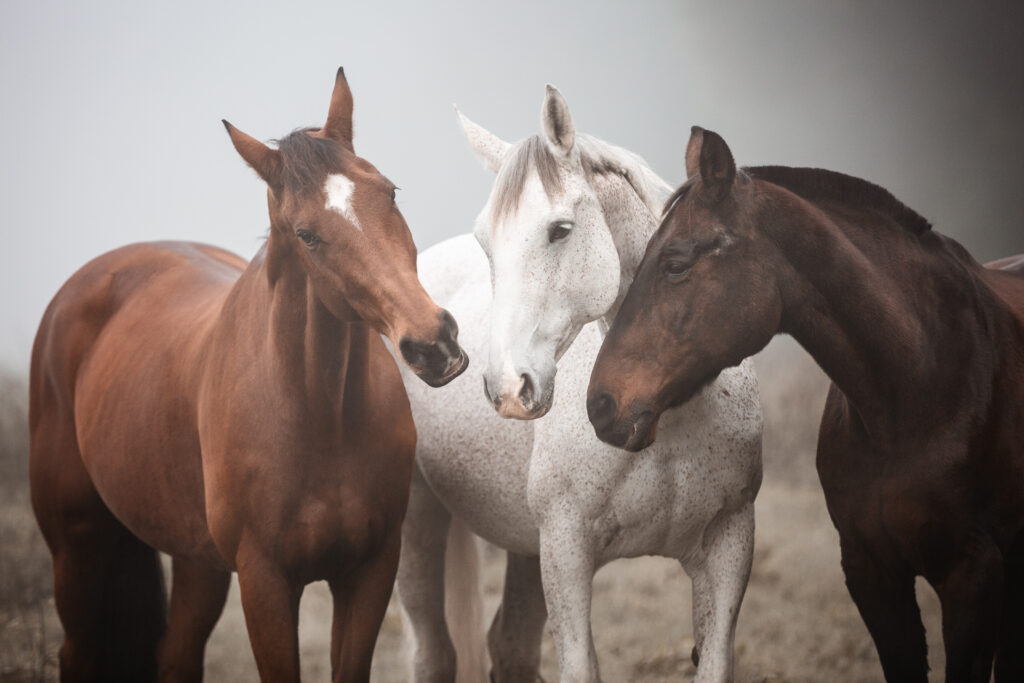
xmin=661 ymin=180 xmax=694 ymax=217
xmin=746 ymin=166 xmax=932 ymax=235
xmin=274 ymin=127 xmax=347 ymax=195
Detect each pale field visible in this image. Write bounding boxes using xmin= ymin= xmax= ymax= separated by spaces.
xmin=0 ymin=338 xmax=951 ymax=682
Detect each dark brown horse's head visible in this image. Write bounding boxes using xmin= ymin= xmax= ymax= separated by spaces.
xmin=222 ymin=68 xmax=467 ymax=387
xmin=587 ymin=127 xmax=782 ymax=450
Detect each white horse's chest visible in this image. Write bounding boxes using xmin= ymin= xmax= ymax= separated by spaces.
xmin=527 ymin=324 xmax=762 ymax=561
xmin=402 ymin=235 xmax=761 ymax=562
xmin=398 ymin=245 xmax=539 ymax=552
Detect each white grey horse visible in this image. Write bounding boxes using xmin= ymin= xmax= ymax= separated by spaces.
xmin=394 ymin=86 xmax=763 ymax=683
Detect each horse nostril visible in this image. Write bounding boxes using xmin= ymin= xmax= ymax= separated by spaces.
xmin=399 ymin=337 xmax=428 ymax=369
xmin=438 ymin=310 xmax=459 ymax=347
xmin=483 ymin=376 xmax=501 ymax=409
xmin=518 ymin=373 xmax=534 ymax=406
xmin=587 ymin=391 xmax=616 ymax=431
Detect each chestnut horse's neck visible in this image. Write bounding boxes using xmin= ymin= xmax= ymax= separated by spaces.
xmin=759 ymin=177 xmax=1007 ymax=442
xmin=240 ymin=230 xmax=370 ymax=417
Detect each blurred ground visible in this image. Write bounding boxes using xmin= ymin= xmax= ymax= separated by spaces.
xmin=0 ymin=338 xmax=950 ymax=682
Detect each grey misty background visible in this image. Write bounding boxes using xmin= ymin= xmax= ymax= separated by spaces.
xmin=0 ymin=0 xmax=1022 ymax=369
xmin=1 ymin=2 xmax=1023 ymax=681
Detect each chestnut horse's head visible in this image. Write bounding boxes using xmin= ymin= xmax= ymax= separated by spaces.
xmin=223 ymin=68 xmax=467 ymax=387
xmin=588 ymin=127 xmax=782 ymax=450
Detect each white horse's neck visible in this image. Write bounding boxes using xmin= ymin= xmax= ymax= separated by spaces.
xmin=576 ymin=134 xmax=672 ymax=330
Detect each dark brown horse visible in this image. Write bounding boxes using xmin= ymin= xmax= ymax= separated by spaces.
xmin=29 ymin=68 xmax=467 ymax=683
xmin=587 ymin=126 xmax=1024 ymax=682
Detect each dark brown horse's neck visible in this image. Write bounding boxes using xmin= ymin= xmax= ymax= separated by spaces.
xmin=250 ymin=231 xmax=369 ymax=416
xmin=763 ymin=190 xmax=1001 ymax=441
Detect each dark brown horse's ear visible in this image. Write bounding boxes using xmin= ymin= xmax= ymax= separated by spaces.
xmin=223 ymin=120 xmax=283 ymax=189
xmin=323 ymin=67 xmax=354 ymax=150
xmin=685 ymin=126 xmax=704 ymax=179
xmin=697 ymin=129 xmax=735 ymax=203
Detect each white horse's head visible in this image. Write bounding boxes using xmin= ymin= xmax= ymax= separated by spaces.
xmin=458 ymin=86 xmax=649 ymax=420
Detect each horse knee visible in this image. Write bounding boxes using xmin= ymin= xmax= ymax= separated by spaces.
xmin=409 ymin=642 xmax=456 ymax=683
xmin=938 ymin=538 xmax=1004 ymax=617
xmin=935 ymin=537 xmax=1004 ymax=682
xmin=557 ymin=649 xmax=599 ymax=683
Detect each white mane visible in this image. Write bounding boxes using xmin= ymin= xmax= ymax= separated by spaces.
xmin=575 ymin=133 xmax=673 ymax=218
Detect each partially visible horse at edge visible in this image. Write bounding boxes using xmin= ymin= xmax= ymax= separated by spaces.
xmin=395 ymin=87 xmax=762 ymax=683
xmin=588 ymin=125 xmax=1024 ymax=683
xmin=29 ymin=68 xmax=467 ymax=683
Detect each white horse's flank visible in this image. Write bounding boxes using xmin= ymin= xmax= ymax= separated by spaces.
xmin=395 ymin=87 xmax=763 ymax=683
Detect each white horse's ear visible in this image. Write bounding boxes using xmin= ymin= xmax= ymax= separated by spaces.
xmin=541 ymin=84 xmax=575 ymax=156
xmin=455 ymin=106 xmax=511 ymax=174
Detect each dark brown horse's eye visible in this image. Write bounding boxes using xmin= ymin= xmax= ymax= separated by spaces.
xmin=548 ymin=222 xmax=572 ymax=243
xmin=296 ymin=229 xmax=320 ymax=248
xmin=391 ymin=188 xmax=397 ymax=204
xmin=663 ymin=259 xmax=690 ymax=277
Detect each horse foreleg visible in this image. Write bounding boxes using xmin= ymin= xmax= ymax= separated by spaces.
xmin=683 ymin=503 xmax=754 ymax=683
xmin=236 ymin=552 xmax=302 ymax=683
xmin=934 ymin=531 xmax=1003 ymax=683
xmin=995 ymin=533 xmax=1024 ymax=682
xmin=838 ymin=534 xmax=928 ymax=683
xmin=328 ymin=533 xmax=402 ymax=683
xmin=488 ymin=552 xmax=547 ymax=683
xmin=396 ymin=469 xmax=457 ymax=682
xmin=158 ymin=557 xmax=231 ymax=683
xmin=685 ymin=559 xmax=710 ymax=669
xmin=539 ymin=515 xmax=600 ymax=683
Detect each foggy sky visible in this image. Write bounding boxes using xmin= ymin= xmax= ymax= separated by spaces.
xmin=1 ymin=0 xmax=1021 ymax=369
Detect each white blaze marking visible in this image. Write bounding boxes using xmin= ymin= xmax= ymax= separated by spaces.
xmin=324 ymin=173 xmax=361 ymax=231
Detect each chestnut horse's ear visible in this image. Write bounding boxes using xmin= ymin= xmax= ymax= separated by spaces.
xmin=323 ymin=67 xmax=354 ymax=150
xmin=697 ymin=128 xmax=735 ymax=203
xmin=455 ymin=105 xmax=511 ymax=174
xmin=541 ymin=84 xmax=575 ymax=156
xmin=685 ymin=126 xmax=704 ymax=179
xmin=223 ymin=120 xmax=282 ymax=189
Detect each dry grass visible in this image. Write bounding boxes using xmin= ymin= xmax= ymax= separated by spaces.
xmin=0 ymin=340 xmax=950 ymax=681
xmin=0 ymin=372 xmax=59 ymax=683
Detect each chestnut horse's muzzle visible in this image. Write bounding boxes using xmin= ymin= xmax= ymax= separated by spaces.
xmin=399 ymin=309 xmax=469 ymax=387
xmin=586 ymin=389 xmax=658 ymax=452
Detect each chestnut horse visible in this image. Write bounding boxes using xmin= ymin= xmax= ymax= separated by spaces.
xmin=29 ymin=68 xmax=467 ymax=683
xmin=588 ymin=127 xmax=1024 ymax=682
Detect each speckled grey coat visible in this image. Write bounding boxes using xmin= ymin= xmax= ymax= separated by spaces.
xmin=393 ymin=88 xmax=763 ymax=683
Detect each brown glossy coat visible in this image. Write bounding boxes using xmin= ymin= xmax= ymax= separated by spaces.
xmin=29 ymin=69 xmax=466 ymax=683
xmin=588 ymin=127 xmax=1024 ymax=682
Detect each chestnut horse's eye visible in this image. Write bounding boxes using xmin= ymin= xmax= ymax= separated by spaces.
xmin=296 ymin=229 xmax=320 ymax=248
xmin=548 ymin=222 xmax=572 ymax=243
xmin=390 ymin=187 xmax=398 ymax=204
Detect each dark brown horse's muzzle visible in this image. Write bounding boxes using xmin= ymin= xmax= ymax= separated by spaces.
xmin=587 ymin=390 xmax=658 ymax=452
xmin=399 ymin=310 xmax=468 ymax=387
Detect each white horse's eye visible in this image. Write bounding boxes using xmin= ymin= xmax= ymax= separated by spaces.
xmin=548 ymin=222 xmax=573 ymax=243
